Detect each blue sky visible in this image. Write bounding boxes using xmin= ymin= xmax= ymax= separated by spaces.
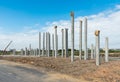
xmin=0 ymin=0 xmax=120 ymax=32
xmin=0 ymin=0 xmax=120 ymax=50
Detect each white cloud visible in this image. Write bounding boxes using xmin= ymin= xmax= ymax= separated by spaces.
xmin=0 ymin=4 xmax=120 ymax=50
xmin=115 ymin=4 xmax=120 ymax=9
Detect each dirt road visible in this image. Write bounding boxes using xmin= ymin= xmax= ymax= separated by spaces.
xmin=0 ymin=60 xmax=85 ymax=82
xmin=0 ymin=56 xmax=120 ymax=82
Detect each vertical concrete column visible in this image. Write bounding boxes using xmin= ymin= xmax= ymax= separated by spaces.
xmin=29 ymin=44 xmax=31 ymax=55
xmin=46 ymin=32 xmax=48 ymax=56
xmin=25 ymin=47 xmax=27 ymax=56
xmin=42 ymin=33 xmax=45 ymax=56
xmin=31 ymin=48 xmax=33 ymax=56
xmin=70 ymin=11 xmax=74 ymax=62
xmin=21 ymin=49 xmax=24 ymax=55
xmin=13 ymin=49 xmax=16 ymax=55
xmin=94 ymin=46 xmax=96 ymax=59
xmin=33 ymin=49 xmax=35 ymax=56
xmin=39 ymin=32 xmax=41 ymax=56
xmin=79 ymin=20 xmax=82 ymax=60
xmin=34 ymin=49 xmax=36 ymax=56
xmin=54 ymin=26 xmax=58 ymax=58
xmin=52 ymin=34 xmax=54 ymax=56
xmin=31 ymin=49 xmax=34 ymax=56
xmin=49 ymin=33 xmax=51 ymax=51
xmin=65 ymin=28 xmax=68 ymax=58
xmin=84 ymin=17 xmax=88 ymax=60
xmin=57 ymin=35 xmax=58 ymax=55
xmin=32 ymin=49 xmax=34 ymax=56
xmin=91 ymin=44 xmax=94 ymax=59
xmin=105 ymin=37 xmax=109 ymax=62
xmin=95 ymin=30 xmax=100 ymax=66
xmin=47 ymin=32 xmax=50 ymax=57
xmin=37 ymin=48 xmax=39 ymax=56
xmin=61 ymin=29 xmax=64 ymax=57
xmin=66 ymin=28 xmax=68 ymax=57
xmin=37 ymin=48 xmax=38 ymax=56
xmin=35 ymin=49 xmax=37 ymax=56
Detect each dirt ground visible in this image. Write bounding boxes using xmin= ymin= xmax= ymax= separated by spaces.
xmin=0 ymin=56 xmax=120 ymax=82
xmin=0 ymin=60 xmax=83 ymax=82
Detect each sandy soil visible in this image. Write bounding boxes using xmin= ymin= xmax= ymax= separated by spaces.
xmin=0 ymin=56 xmax=120 ymax=82
xmin=0 ymin=60 xmax=85 ymax=82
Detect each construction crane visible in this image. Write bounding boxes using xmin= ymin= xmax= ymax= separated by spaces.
xmin=3 ymin=41 xmax=13 ymax=55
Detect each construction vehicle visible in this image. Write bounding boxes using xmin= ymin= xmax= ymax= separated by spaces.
xmin=3 ymin=41 xmax=13 ymax=55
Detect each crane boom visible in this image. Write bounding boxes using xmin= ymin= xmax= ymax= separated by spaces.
xmin=3 ymin=41 xmax=13 ymax=55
